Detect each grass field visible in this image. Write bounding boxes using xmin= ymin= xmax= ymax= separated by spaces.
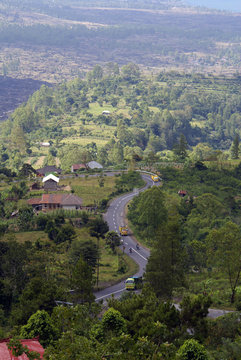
xmin=59 ymin=175 xmax=117 ymax=205
xmin=62 ymin=136 xmax=109 ymax=147
xmin=88 ymin=102 xmax=115 ymax=116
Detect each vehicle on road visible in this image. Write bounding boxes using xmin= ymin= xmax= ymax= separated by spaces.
xmin=151 ymin=174 xmax=159 ymax=182
xmin=119 ymin=225 xmax=128 ymax=236
xmin=125 ymin=276 xmax=143 ymax=290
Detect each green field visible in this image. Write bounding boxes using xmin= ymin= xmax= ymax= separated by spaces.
xmin=59 ymin=175 xmax=117 ymax=206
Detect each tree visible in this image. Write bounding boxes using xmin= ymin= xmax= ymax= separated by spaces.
xmin=17 ymin=206 xmax=34 ymax=231
xmin=173 ymin=133 xmax=188 ymax=159
xmin=89 ymin=217 xmax=109 ymax=287
xmin=19 ymin=163 xmax=37 ymax=177
xmin=70 ymin=258 xmax=95 ymax=305
xmin=127 ymin=186 xmax=167 ymax=243
xmin=231 ymin=134 xmax=240 ymax=159
xmin=177 ymin=339 xmax=209 ymax=360
xmin=101 ymin=307 xmax=127 ymax=336
xmin=207 ymin=221 xmax=241 ymax=303
xmin=11 ymin=276 xmax=62 ymax=325
xmin=69 ymin=240 xmax=98 ymax=270
xmin=145 ymin=218 xmax=185 ymax=298
xmin=105 ymin=231 xmax=120 ymax=253
xmin=20 ymin=310 xmax=57 ymax=347
xmin=180 ymin=294 xmax=212 ymax=340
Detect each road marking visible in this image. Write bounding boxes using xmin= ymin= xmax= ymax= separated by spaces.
xmin=132 ymin=248 xmax=147 ymax=261
xmin=96 ymin=288 xmax=126 ymax=301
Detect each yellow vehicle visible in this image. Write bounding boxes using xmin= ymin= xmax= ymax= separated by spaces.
xmin=151 ymin=174 xmax=159 ymax=182
xmin=119 ymin=225 xmax=128 ymax=236
xmin=125 ymin=277 xmax=143 ymax=290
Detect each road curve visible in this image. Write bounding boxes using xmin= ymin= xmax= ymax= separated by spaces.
xmin=94 ymin=174 xmax=154 ymax=302
xmin=94 ymin=173 xmax=233 ymax=319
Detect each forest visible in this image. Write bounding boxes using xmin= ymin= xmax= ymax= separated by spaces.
xmin=0 ymin=66 xmax=241 ymax=172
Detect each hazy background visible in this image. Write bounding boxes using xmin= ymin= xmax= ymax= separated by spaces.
xmin=187 ymin=0 xmax=241 ymax=12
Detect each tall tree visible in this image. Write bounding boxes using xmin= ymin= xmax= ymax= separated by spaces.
xmin=173 ymin=133 xmax=188 ymax=159
xmin=145 ymin=217 xmax=185 ymax=298
xmin=231 ymin=134 xmax=240 ymax=159
xmin=128 ymin=186 xmax=167 ymax=243
xmin=70 ymin=257 xmax=95 ymax=305
xmin=207 ymin=221 xmax=241 ymax=303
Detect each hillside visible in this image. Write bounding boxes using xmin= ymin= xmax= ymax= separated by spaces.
xmin=1 ymin=67 xmax=241 ymax=171
xmin=0 ymin=0 xmax=241 ymax=85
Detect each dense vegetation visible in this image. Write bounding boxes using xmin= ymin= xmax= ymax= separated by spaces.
xmin=1 ymin=67 xmax=241 ymax=171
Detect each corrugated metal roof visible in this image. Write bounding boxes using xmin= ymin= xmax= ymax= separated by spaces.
xmin=87 ymin=161 xmax=103 ymax=169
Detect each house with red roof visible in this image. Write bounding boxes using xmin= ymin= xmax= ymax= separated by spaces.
xmin=71 ymin=164 xmax=87 ymax=173
xmin=28 ymin=193 xmax=82 ymax=211
xmin=0 ymin=338 xmax=44 ymax=359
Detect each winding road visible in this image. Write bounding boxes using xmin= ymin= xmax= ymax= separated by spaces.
xmin=94 ymin=173 xmax=232 ymax=319
xmin=94 ymin=173 xmax=154 ymax=302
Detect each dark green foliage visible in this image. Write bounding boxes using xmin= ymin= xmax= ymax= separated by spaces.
xmin=180 ymin=294 xmax=212 ymax=341
xmin=128 ymin=186 xmax=167 ymax=242
xmin=105 ymin=231 xmax=120 ymax=253
xmin=89 ymin=216 xmax=109 ymax=240
xmin=69 ymin=257 xmax=95 ymax=305
xmin=145 ymin=218 xmax=185 ymax=298
xmin=115 ymin=171 xmax=144 ymax=193
xmin=69 ymin=240 xmax=99 ymax=270
xmin=173 ymin=133 xmax=188 ymax=160
xmin=177 ymin=339 xmax=209 ymax=360
xmin=11 ymin=276 xmax=62 ymax=325
xmin=19 ymin=163 xmax=37 ymax=177
xmin=231 ymin=134 xmax=240 ymax=159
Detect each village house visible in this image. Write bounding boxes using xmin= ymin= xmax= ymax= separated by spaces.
xmin=71 ymin=163 xmax=87 ymax=173
xmin=43 ymin=174 xmax=59 ymax=191
xmin=27 ymin=193 xmax=83 ymax=211
xmin=86 ymin=161 xmax=103 ymax=170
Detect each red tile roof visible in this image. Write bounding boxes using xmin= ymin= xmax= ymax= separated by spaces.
xmin=0 ymin=338 xmax=44 ymax=359
xmin=27 ymin=198 xmax=42 ymax=205
xmin=72 ymin=164 xmax=86 ymax=170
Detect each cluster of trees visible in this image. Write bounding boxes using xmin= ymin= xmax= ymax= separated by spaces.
xmin=6 ymin=288 xmax=241 ymax=359
xmin=2 ymin=67 xmax=241 ymax=170
xmin=128 ymin=162 xmax=241 ymax=306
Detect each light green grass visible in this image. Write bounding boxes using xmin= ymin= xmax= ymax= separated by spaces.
xmin=61 ymin=136 xmax=108 ymax=147
xmin=59 ymin=176 xmax=116 ymax=205
xmin=88 ymin=102 xmax=115 ymax=116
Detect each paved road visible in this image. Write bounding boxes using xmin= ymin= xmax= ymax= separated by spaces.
xmin=94 ymin=174 xmax=154 ymax=302
xmin=94 ymin=173 xmax=233 ymax=319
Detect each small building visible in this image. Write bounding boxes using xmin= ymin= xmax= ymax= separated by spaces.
xmin=178 ymin=190 xmax=188 ymax=197
xmin=86 ymin=161 xmax=103 ymax=170
xmin=0 ymin=338 xmax=44 ymax=359
xmin=42 ymin=174 xmax=59 ymax=191
xmin=71 ymin=164 xmax=87 ymax=173
xmin=36 ymin=165 xmax=62 ymax=177
xmin=28 ymin=193 xmax=82 ymax=211
xmin=102 ymin=110 xmax=110 ymax=115
xmin=40 ymin=142 xmax=50 ymax=147
xmin=30 ymin=182 xmax=41 ymax=191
